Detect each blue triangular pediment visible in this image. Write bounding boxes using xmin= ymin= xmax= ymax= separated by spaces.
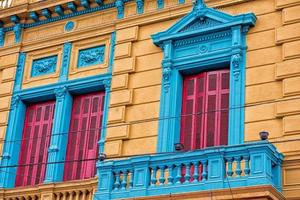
xmin=152 ymin=0 xmax=256 ymax=46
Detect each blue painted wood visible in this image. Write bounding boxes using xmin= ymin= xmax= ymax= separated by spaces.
xmin=152 ymin=0 xmax=257 ymax=153
xmin=31 ymin=55 xmax=57 ymax=77
xmin=95 ymin=141 xmax=284 ymax=199
xmin=77 ymin=45 xmax=105 ymax=68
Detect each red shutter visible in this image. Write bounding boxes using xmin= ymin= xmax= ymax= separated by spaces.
xmin=180 ymin=69 xmax=229 ymax=151
xmin=15 ymin=101 xmax=55 ymax=187
xmin=64 ymin=92 xmax=105 ymax=181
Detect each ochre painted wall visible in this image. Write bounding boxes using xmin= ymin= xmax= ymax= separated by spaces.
xmin=0 ymin=0 xmax=300 ymax=199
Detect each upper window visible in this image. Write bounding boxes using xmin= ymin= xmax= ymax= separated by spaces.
xmin=15 ymin=101 xmax=55 ymax=187
xmin=152 ymin=1 xmax=256 ymax=152
xmin=64 ymin=92 xmax=105 ymax=181
xmin=180 ymin=69 xmax=229 ymax=151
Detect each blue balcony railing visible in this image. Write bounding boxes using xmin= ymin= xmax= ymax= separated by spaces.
xmin=96 ymin=141 xmax=283 ymax=199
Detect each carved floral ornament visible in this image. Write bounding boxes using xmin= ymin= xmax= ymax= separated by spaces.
xmin=54 ymin=86 xmax=68 ymax=99
xmin=77 ymin=45 xmax=105 ymax=68
xmin=31 ymin=55 xmax=58 ymax=77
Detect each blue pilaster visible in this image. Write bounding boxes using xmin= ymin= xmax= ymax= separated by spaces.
xmin=0 ymin=53 xmax=26 ymax=188
xmin=98 ymin=79 xmax=111 ymax=155
xmin=59 ymin=42 xmax=72 ymax=82
xmin=0 ymin=96 xmax=26 ymax=188
xmin=157 ymin=40 xmax=175 ymax=153
xmin=44 ymin=87 xmax=73 ymax=183
xmin=228 ymin=26 xmax=245 ymax=145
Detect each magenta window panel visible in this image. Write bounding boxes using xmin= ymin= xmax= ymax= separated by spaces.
xmin=64 ymin=92 xmax=105 ymax=181
xmin=15 ymin=101 xmax=55 ymax=187
xmin=180 ymin=69 xmax=229 ymax=151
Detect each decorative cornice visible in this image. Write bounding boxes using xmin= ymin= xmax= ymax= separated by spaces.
xmin=2 ymin=0 xmax=133 ymax=33
xmin=174 ymin=30 xmax=232 ymax=47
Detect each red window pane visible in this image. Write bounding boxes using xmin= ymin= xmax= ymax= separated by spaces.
xmin=15 ymin=101 xmax=55 ymax=187
xmin=180 ymin=69 xmax=229 ymax=151
xmin=64 ymin=92 xmax=105 ymax=181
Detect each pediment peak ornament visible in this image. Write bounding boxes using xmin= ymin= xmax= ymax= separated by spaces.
xmin=151 ymin=0 xmax=256 ymax=46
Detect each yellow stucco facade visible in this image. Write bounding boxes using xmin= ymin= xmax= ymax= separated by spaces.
xmin=0 ymin=0 xmax=300 ymax=199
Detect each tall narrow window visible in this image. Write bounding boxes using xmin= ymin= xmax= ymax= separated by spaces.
xmin=64 ymin=92 xmax=105 ymax=181
xmin=15 ymin=101 xmax=55 ymax=187
xmin=180 ymin=69 xmax=229 ymax=150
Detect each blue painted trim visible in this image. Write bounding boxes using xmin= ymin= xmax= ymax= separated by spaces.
xmin=13 ymin=53 xmax=26 ymax=92
xmin=64 ymin=21 xmax=75 ymax=32
xmin=0 ymin=53 xmax=26 ymax=188
xmin=0 ymin=45 xmax=112 ymax=187
xmin=136 ymin=0 xmax=144 ymax=14
xmin=44 ymin=87 xmax=73 ymax=183
xmin=0 ymin=28 xmax=5 ymax=47
xmin=98 ymin=79 xmax=111 ymax=156
xmin=108 ymin=32 xmax=116 ymax=74
xmin=31 ymin=55 xmax=58 ymax=77
xmin=59 ymin=42 xmax=72 ymax=82
xmin=77 ymin=45 xmax=105 ymax=68
xmin=67 ymin=2 xmax=77 ymax=13
xmin=55 ymin=5 xmax=64 ymax=16
xmin=98 ymin=31 xmax=115 ymax=157
xmin=1 ymin=0 xmax=134 ymax=33
xmin=81 ymin=0 xmax=91 ymax=9
xmin=95 ymin=141 xmax=284 ymax=199
xmin=157 ymin=0 xmax=164 ymax=10
xmin=42 ymin=9 xmax=51 ymax=19
xmin=0 ymin=72 xmax=112 ymax=188
xmin=116 ymin=0 xmax=124 ymax=19
xmin=178 ymin=0 xmax=185 ymax=4
xmin=151 ymin=0 xmax=256 ymax=152
xmin=29 ymin=11 xmax=39 ymax=22
xmin=96 ymin=0 xmax=104 ymax=6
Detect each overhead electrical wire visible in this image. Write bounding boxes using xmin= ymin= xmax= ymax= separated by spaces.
xmin=0 ymin=94 xmax=299 ymax=145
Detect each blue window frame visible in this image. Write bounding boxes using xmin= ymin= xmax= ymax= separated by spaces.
xmin=0 ymin=32 xmax=116 ymax=188
xmin=151 ymin=0 xmax=256 ymax=152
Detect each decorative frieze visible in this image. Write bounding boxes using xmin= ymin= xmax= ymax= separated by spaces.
xmin=31 ymin=55 xmax=57 ymax=77
xmin=174 ymin=30 xmax=232 ymax=47
xmin=77 ymin=45 xmax=105 ymax=68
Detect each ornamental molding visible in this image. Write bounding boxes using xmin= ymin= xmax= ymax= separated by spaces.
xmin=77 ymin=45 xmax=105 ymax=68
xmin=31 ymin=55 xmax=57 ymax=77
xmin=11 ymin=95 xmax=21 ymax=108
xmin=174 ymin=30 xmax=232 ymax=47
xmin=54 ymin=86 xmax=68 ymax=99
xmin=232 ymin=53 xmax=242 ymax=81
